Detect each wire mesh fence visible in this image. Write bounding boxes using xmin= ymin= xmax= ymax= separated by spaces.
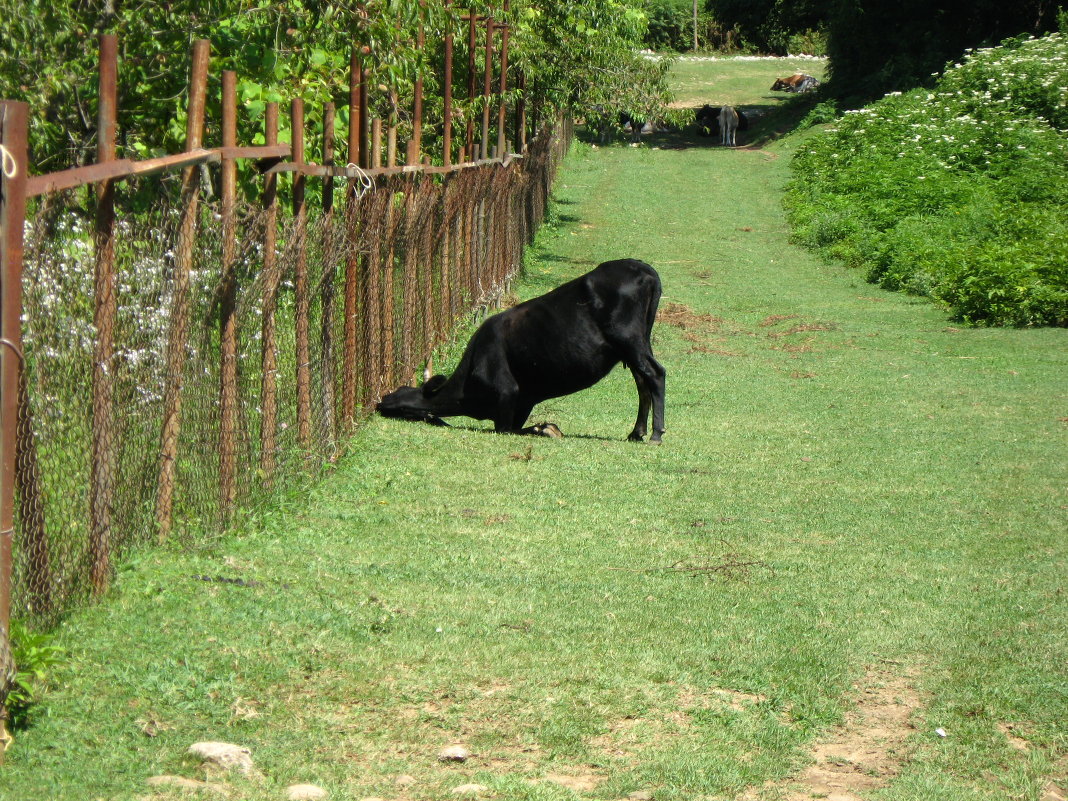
xmin=10 ymin=120 xmax=570 ymax=637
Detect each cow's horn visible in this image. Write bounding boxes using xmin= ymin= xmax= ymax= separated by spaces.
xmin=422 ymin=356 xmax=433 ymax=384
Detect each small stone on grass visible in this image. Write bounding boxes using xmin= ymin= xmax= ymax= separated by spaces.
xmin=188 ymin=741 xmax=256 ymax=776
xmin=437 ymin=744 xmax=472 ymax=762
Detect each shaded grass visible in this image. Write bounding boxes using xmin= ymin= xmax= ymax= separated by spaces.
xmin=1 ymin=59 xmax=1066 ymax=801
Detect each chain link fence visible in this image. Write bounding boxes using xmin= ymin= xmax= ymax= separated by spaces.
xmin=9 ymin=120 xmax=569 ymax=642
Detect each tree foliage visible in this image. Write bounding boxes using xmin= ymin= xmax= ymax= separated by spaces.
xmin=0 ymin=0 xmax=669 ymax=172
xmin=824 ymin=0 xmax=1064 ymax=102
xmin=704 ymin=0 xmax=828 ymax=54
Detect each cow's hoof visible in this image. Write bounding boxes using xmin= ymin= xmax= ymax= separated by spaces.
xmin=532 ymin=422 xmax=563 ymax=439
xmin=627 ymin=432 xmax=645 ymax=442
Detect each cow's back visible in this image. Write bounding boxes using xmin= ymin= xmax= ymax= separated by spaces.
xmin=493 ymin=259 xmax=660 ymax=402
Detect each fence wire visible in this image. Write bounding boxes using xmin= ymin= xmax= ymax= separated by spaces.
xmin=7 ymin=123 xmax=568 ymax=642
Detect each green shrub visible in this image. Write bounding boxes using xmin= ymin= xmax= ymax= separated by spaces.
xmin=787 ymin=28 xmax=827 ymax=56
xmin=785 ymin=33 xmax=1068 ymax=326
xmin=797 ymin=99 xmax=839 ymax=130
xmin=7 ymin=620 xmax=65 ymax=729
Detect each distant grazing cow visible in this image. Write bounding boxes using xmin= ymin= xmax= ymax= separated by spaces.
xmin=771 ymin=73 xmax=821 ymax=93
xmin=696 ymin=104 xmax=720 ymax=137
xmin=719 ymin=105 xmax=739 ymax=146
xmin=697 ymin=104 xmax=748 ymax=138
xmin=620 ymin=111 xmax=655 ymax=142
xmin=377 ymin=259 xmax=666 ymax=443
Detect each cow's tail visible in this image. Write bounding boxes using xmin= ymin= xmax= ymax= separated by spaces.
xmin=645 ymin=268 xmax=662 ymax=340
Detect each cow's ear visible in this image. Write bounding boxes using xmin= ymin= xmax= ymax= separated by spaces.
xmin=422 ymin=374 xmax=448 ymax=396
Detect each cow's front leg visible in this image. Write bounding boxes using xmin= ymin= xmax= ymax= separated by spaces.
xmin=491 ymin=392 xmax=524 ymax=434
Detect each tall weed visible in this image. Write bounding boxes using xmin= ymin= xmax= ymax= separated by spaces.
xmin=785 ymin=33 xmax=1068 ymax=325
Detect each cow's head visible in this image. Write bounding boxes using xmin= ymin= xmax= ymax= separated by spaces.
xmin=771 ymin=78 xmax=789 ymax=91
xmin=376 ymin=375 xmax=450 ymax=426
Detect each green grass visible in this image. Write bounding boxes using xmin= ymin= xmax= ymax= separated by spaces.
xmin=669 ymin=55 xmax=825 ymax=106
xmin=2 ymin=60 xmax=1066 ymax=801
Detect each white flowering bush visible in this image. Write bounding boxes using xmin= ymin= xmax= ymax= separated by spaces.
xmin=785 ymin=33 xmax=1068 ymax=326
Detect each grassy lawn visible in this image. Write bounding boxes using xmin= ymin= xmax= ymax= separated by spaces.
xmin=668 ymin=55 xmax=825 ymax=106
xmin=3 ymin=59 xmax=1066 ymax=801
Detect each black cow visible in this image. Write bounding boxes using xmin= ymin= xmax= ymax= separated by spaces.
xmin=376 ymin=259 xmax=666 ymax=443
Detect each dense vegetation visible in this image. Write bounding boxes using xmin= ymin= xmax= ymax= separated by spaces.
xmin=824 ymin=0 xmax=1064 ymax=102
xmin=704 ymin=0 xmax=827 ymax=55
xmin=785 ymin=33 xmax=1068 ymax=327
xmin=0 ymin=0 xmax=670 ymax=173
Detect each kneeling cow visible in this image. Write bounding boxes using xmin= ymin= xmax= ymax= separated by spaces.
xmin=377 ymin=259 xmax=666 ymax=442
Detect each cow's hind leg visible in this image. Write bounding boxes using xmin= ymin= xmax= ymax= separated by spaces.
xmin=625 ymin=352 xmax=666 ymax=443
xmin=628 ymin=366 xmax=652 ymax=442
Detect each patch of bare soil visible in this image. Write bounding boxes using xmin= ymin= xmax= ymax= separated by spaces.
xmin=759 ymin=314 xmax=799 ymax=327
xmin=996 ymin=723 xmax=1068 ymax=801
xmin=759 ymin=317 xmax=838 ymax=357
xmin=742 ymin=665 xmax=924 ymax=801
xmin=658 ymin=302 xmax=750 ymax=355
xmin=540 ymin=772 xmax=604 ymax=792
xmin=658 ymin=302 xmax=727 ymax=332
xmin=593 ymin=685 xmax=767 ymax=761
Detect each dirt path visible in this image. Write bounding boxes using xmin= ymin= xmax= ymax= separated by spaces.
xmin=744 ymin=665 xmax=924 ymax=801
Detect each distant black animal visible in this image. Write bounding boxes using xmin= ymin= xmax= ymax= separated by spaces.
xmin=696 ymin=104 xmax=748 ymax=137
xmin=619 ymin=111 xmax=654 ymax=142
xmin=377 ymin=259 xmax=666 ymax=443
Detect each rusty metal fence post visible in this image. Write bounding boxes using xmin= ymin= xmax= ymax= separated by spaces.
xmin=342 ymin=50 xmax=363 ymax=429
xmin=260 ymin=103 xmax=280 ymax=485
xmin=219 ymin=71 xmax=239 ymax=522
xmin=496 ymin=1 xmax=510 ymax=158
xmin=89 ymin=34 xmax=118 ymax=595
xmin=156 ymin=39 xmax=210 ymax=542
xmin=319 ymin=102 xmax=338 ymax=450
xmin=0 ymin=99 xmax=28 ymax=753
xmin=291 ymin=98 xmax=313 ymax=456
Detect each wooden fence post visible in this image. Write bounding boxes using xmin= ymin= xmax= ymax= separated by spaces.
xmin=259 ymin=102 xmax=280 ymax=485
xmin=156 ymin=39 xmax=210 ymax=542
xmin=89 ymin=33 xmax=118 ymax=595
xmin=292 ymin=98 xmax=313 ymax=455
